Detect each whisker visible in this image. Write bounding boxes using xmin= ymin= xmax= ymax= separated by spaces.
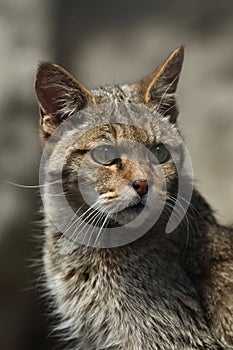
xmin=93 ymin=213 xmax=110 ymax=248
xmin=166 ymin=195 xmax=193 ymax=259
xmin=67 ymin=203 xmax=103 ymax=248
xmin=50 ymin=202 xmax=102 ymax=260
xmin=85 ymin=212 xmax=105 ymax=253
xmin=4 ymin=179 xmax=62 ymax=189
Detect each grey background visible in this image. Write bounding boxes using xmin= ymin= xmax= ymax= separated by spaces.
xmin=0 ymin=1 xmax=232 ymax=349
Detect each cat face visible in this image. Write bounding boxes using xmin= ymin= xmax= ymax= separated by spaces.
xmin=35 ymin=46 xmax=191 ymax=247
xmin=52 ymin=107 xmax=183 ymax=224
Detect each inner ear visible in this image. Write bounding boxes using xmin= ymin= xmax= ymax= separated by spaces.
xmin=138 ymin=46 xmax=184 ymax=123
xmin=34 ymin=62 xmax=96 ymax=135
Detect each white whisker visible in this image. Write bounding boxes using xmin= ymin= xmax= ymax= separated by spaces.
xmin=4 ymin=179 xmax=62 ymax=189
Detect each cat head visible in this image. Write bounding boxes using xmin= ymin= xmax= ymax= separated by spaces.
xmin=35 ymin=46 xmax=184 ymax=139
xmin=35 ymin=46 xmax=191 ymax=247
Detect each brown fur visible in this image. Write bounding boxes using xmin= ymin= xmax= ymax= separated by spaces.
xmin=34 ymin=46 xmax=232 ymax=349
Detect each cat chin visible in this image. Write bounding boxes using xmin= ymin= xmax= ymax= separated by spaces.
xmin=109 ymin=197 xmax=163 ymax=228
xmin=109 ymin=203 xmax=145 ymax=226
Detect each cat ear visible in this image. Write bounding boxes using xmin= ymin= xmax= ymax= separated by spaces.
xmin=138 ymin=45 xmax=184 ymax=123
xmin=34 ymin=62 xmax=96 ymax=137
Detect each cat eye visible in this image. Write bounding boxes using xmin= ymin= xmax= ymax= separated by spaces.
xmin=90 ymin=145 xmax=120 ymax=165
xmin=149 ymin=144 xmax=170 ymax=164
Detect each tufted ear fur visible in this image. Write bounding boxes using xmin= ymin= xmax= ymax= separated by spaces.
xmin=138 ymin=45 xmax=184 ymax=123
xmin=34 ymin=62 xmax=96 ymax=138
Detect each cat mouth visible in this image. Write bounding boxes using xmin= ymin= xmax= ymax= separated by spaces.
xmin=104 ymin=193 xmax=147 ymax=219
xmin=78 ymin=193 xmax=147 ymax=228
xmin=109 ymin=201 xmax=145 ymax=226
xmin=107 ymin=204 xmax=144 ymax=227
xmin=124 ymin=193 xmax=147 ymax=211
xmin=127 ymin=202 xmax=144 ymax=210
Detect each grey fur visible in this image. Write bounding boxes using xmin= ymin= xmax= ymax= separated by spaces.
xmin=34 ymin=47 xmax=232 ymax=349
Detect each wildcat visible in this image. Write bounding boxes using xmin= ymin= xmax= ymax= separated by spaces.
xmin=34 ymin=46 xmax=233 ymax=349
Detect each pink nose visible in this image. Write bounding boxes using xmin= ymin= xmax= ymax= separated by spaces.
xmin=132 ymin=180 xmax=148 ymax=196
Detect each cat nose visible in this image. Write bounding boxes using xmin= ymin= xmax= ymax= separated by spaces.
xmin=132 ymin=180 xmax=148 ymax=196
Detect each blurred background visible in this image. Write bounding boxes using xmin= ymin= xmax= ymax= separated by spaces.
xmin=0 ymin=0 xmax=232 ymax=349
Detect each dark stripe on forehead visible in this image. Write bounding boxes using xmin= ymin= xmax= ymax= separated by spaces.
xmin=68 ymin=123 xmax=154 ymax=158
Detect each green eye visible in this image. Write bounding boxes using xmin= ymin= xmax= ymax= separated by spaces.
xmin=90 ymin=145 xmax=120 ymax=165
xmin=149 ymin=144 xmax=170 ymax=164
